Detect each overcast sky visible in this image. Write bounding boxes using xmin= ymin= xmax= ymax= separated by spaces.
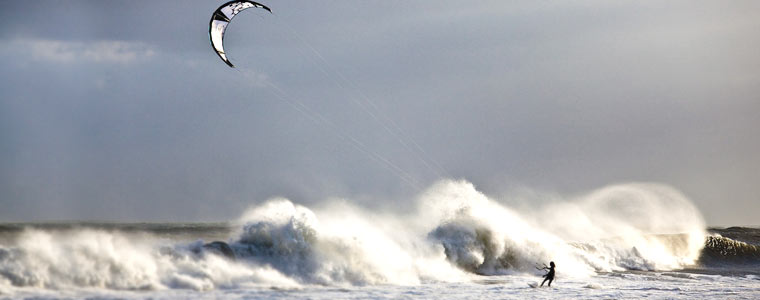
xmin=1 ymin=1 xmax=758 ymax=225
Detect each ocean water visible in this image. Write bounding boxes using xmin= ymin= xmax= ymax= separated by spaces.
xmin=1 ymin=180 xmax=758 ymax=299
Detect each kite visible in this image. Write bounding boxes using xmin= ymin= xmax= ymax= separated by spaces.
xmin=209 ymin=0 xmax=271 ymax=67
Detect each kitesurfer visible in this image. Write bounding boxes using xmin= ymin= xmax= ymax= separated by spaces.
xmin=540 ymin=261 xmax=555 ymax=287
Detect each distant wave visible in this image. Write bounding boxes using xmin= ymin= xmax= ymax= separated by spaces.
xmin=699 ymin=235 xmax=760 ymax=266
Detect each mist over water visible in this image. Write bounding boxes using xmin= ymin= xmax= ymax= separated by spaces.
xmin=0 ymin=179 xmax=712 ymax=294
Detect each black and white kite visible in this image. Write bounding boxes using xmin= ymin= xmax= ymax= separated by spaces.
xmin=209 ymin=0 xmax=271 ymax=68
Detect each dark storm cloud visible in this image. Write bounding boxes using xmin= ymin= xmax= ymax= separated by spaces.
xmin=0 ymin=1 xmax=758 ymax=224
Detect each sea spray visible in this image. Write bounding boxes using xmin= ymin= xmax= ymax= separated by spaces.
xmin=537 ymin=183 xmax=706 ymax=270
xmin=0 ymin=179 xmax=710 ymax=292
xmin=419 ymin=180 xmax=595 ymax=277
xmin=230 ymin=198 xmax=465 ymax=285
xmin=420 ymin=181 xmax=706 ymax=275
xmin=226 ymin=180 xmax=707 ymax=283
xmin=0 ymin=228 xmax=298 ymax=291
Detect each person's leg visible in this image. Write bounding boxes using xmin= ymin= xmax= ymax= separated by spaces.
xmin=540 ymin=278 xmax=548 ymax=286
xmin=547 ymin=278 xmax=553 ymax=287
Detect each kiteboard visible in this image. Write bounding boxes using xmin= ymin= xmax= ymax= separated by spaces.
xmin=528 ymin=282 xmax=539 ymax=288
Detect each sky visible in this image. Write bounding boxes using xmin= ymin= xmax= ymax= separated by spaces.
xmin=0 ymin=1 xmax=758 ymax=225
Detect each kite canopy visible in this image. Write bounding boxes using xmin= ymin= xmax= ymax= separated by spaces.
xmin=209 ymin=0 xmax=271 ymax=68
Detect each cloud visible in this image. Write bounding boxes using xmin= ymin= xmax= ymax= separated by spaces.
xmin=7 ymin=39 xmax=156 ymax=64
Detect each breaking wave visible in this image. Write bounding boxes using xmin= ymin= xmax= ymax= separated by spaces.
xmin=0 ymin=229 xmax=299 ymax=292
xmin=699 ymin=235 xmax=760 ymax=266
xmin=0 ymin=180 xmax=712 ymax=292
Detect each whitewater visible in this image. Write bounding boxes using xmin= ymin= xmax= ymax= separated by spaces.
xmin=1 ymin=180 xmax=758 ymax=299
